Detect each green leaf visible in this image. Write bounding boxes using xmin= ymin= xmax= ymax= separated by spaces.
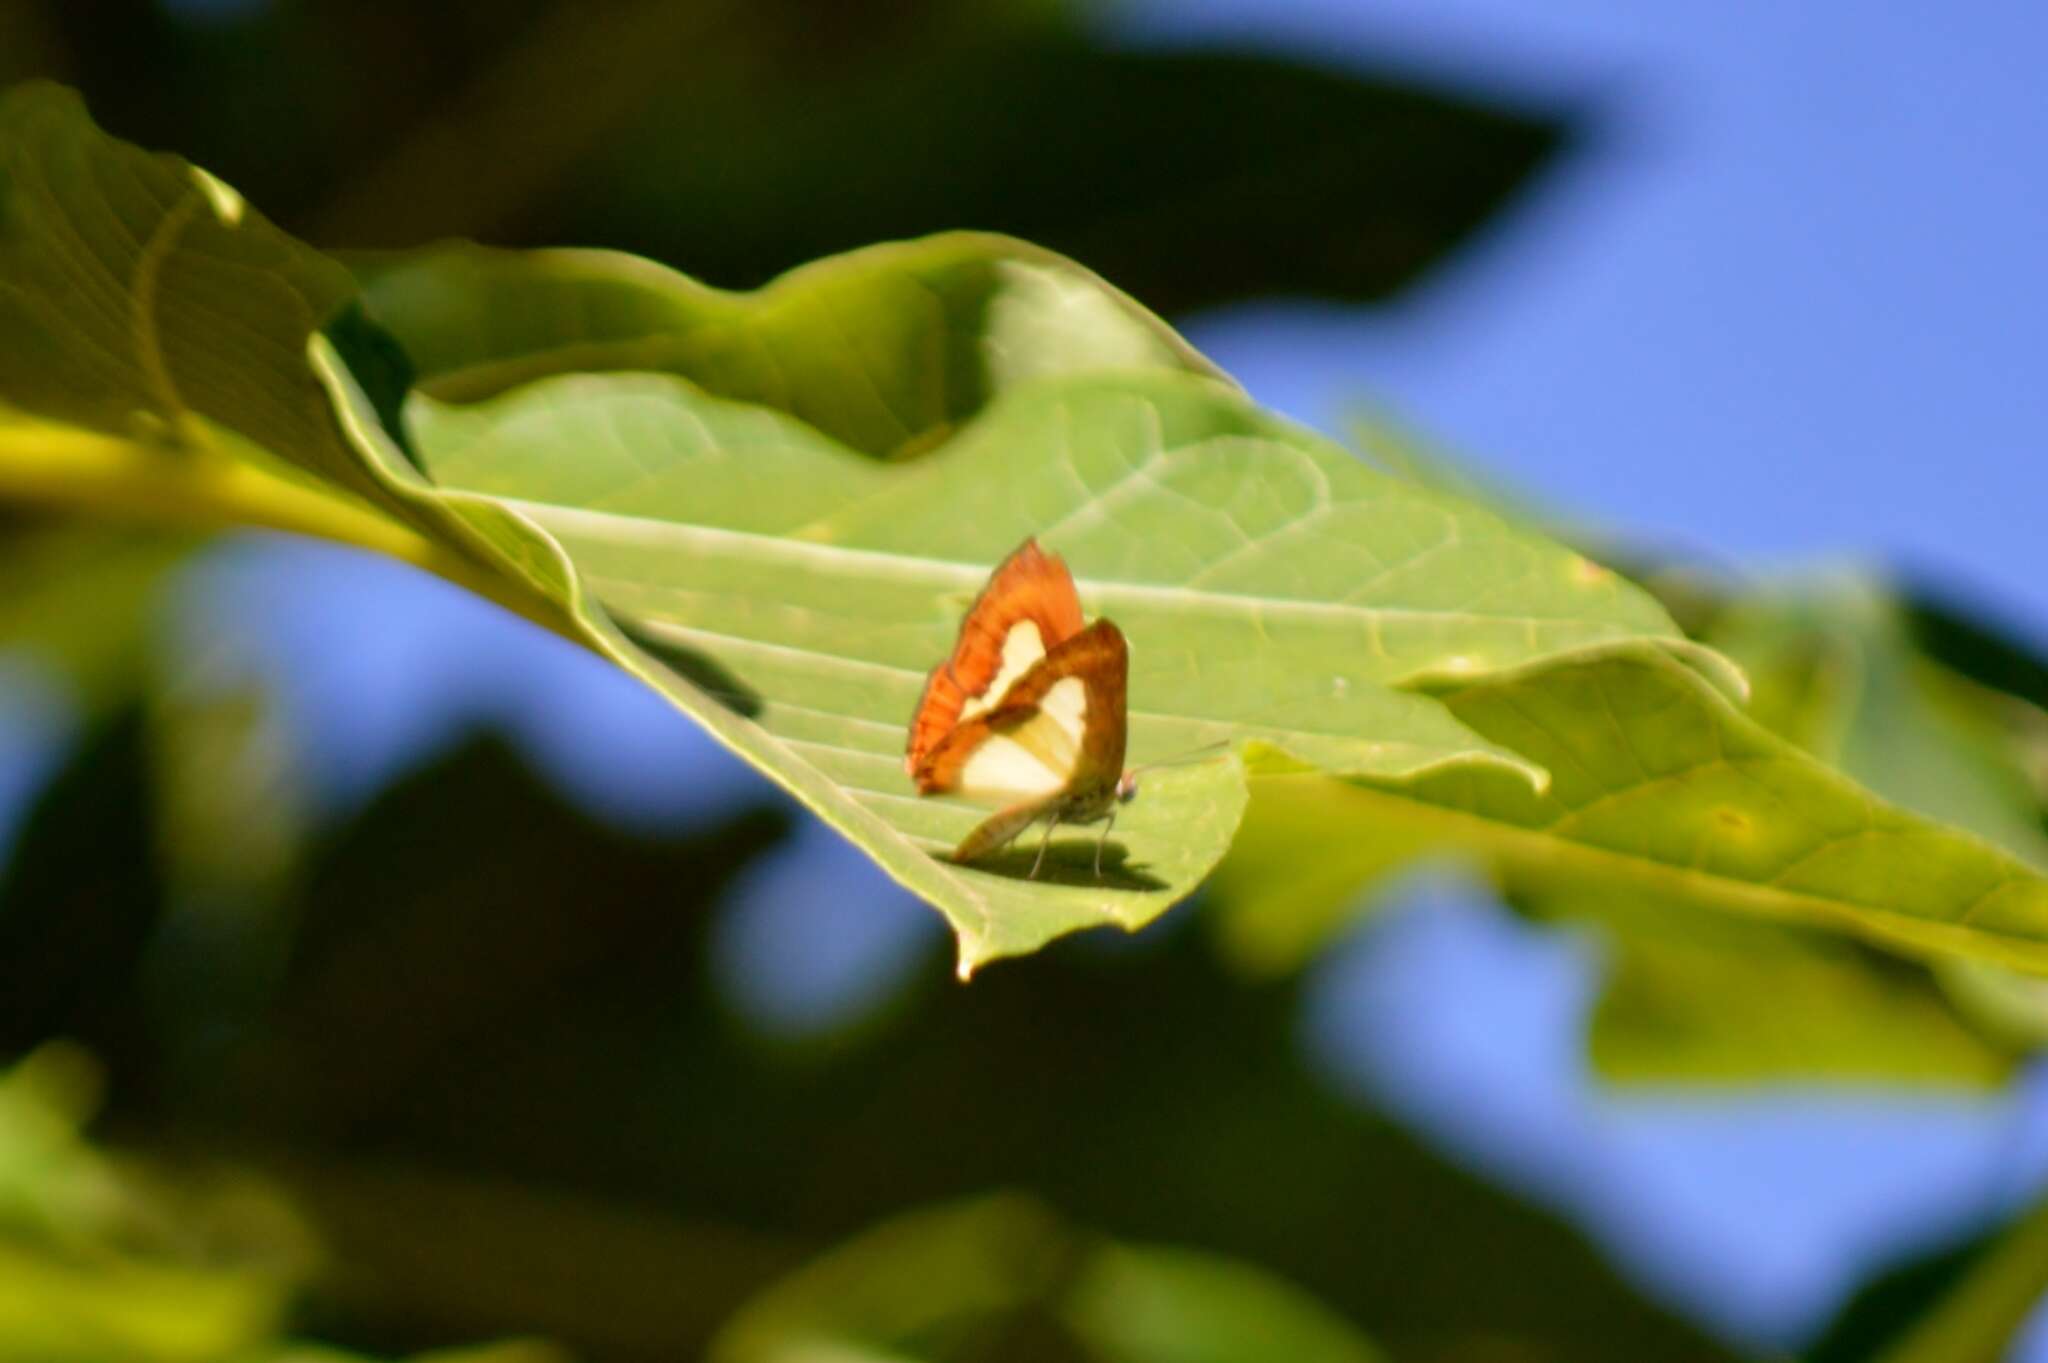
xmin=0 ymin=1046 xmax=295 ymax=1363
xmin=352 ymin=236 xmax=1231 ymax=445
xmin=335 ymin=341 xmax=1708 ymax=972
xmin=1216 ymin=643 xmax=2048 ymax=976
xmin=48 ymin=2 xmax=1566 ymax=315
xmin=0 ymin=85 xmax=383 ymax=509
xmin=1212 ymin=429 xmax=2048 ymax=1050
xmin=1061 ymin=1240 xmax=1387 ymax=1363
xmin=12 ymin=79 xmax=2047 ymax=982
xmin=0 ymin=87 xmax=345 ymax=451
xmin=4 ymin=83 xmax=1690 ymax=972
xmin=1557 ymin=884 xmax=2015 ymax=1085
xmin=264 ymin=186 xmax=1674 ymax=976
xmin=1716 ymin=583 xmax=2048 ymax=862
xmin=709 ymin=1195 xmax=1386 ymax=1363
xmin=1710 ymin=582 xmax=2048 ymax=1054
xmin=1280 ymin=438 xmax=2041 ymax=1081
xmin=1552 ymin=580 xmax=2048 ymax=1085
xmin=0 ymin=83 xmax=558 ymax=638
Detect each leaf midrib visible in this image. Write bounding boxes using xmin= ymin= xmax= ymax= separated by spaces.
xmin=324 ymin=340 xmax=1236 ymax=976
xmin=1325 ymin=779 xmax=2048 ymax=970
xmin=619 ymin=609 xmax=1537 ymax=783
xmin=501 ymin=496 xmax=1661 ymax=635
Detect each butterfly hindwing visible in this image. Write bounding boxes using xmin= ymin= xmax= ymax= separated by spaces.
xmin=953 ymin=675 xmax=1085 ymax=801
xmin=918 ymin=620 xmax=1129 ymax=805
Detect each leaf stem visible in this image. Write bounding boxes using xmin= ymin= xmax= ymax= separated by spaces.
xmin=0 ymin=422 xmax=562 ymax=635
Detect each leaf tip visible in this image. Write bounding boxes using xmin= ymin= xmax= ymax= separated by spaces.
xmin=188 ymin=166 xmax=245 ymax=226
xmin=953 ymin=931 xmax=988 ymax=982
xmin=1567 ymin=553 xmax=1616 ymax=588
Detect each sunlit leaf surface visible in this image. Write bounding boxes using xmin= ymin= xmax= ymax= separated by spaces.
xmin=10 ymin=81 xmax=2048 ymax=982
xmin=1218 ymin=645 xmax=2048 ymax=978
xmin=354 ymin=236 xmax=1230 ymax=437
xmin=1250 ymin=438 xmax=2048 ymax=1081
xmin=1708 ymin=584 xmax=2048 ymax=1058
xmin=340 ymin=347 xmax=1694 ymax=971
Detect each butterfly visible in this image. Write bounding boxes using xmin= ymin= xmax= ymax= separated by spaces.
xmin=906 ymin=538 xmax=1135 ymax=878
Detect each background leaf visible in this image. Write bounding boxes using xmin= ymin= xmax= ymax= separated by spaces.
xmin=1204 ymin=436 xmax=2048 ymax=1085
xmin=352 ymin=237 xmax=1230 ymax=434
xmin=1214 ymin=643 xmax=2048 ymax=983
xmin=13 ymin=80 xmax=2048 ymax=983
xmin=357 ymin=347 xmax=1704 ymax=969
xmin=710 ymin=1194 xmax=1390 ymax=1363
xmin=2 ymin=1 xmax=1570 ymax=315
xmin=0 ymin=711 xmax=1747 ymax=1362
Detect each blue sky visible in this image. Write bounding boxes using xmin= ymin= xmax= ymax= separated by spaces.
xmin=1110 ymin=0 xmax=2048 ymax=649
xmin=1098 ymin=2 xmax=2048 ymax=1352
xmin=1099 ymin=1 xmax=2048 ymax=1350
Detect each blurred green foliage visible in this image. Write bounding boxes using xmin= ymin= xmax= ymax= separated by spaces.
xmin=0 ymin=675 xmax=1752 ymax=1360
xmin=1 ymin=0 xmax=1566 ymax=314
xmin=1202 ymin=424 xmax=2048 ymax=1090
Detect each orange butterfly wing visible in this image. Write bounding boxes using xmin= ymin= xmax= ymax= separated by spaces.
xmin=905 ymin=538 xmax=1086 ymax=789
xmin=914 ymin=619 xmax=1129 ymax=799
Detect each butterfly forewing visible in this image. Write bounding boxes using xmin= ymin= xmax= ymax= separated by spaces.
xmin=906 ymin=539 xmax=1085 ymax=786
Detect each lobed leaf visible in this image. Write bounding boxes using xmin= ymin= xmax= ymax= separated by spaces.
xmin=1707 ymin=585 xmax=2048 ymax=1056
xmin=0 ymin=85 xmax=398 ymax=517
xmin=25 ymin=79 xmax=2048 ymax=983
xmin=1216 ymin=643 xmax=2048 ymax=981
xmin=709 ymin=1194 xmax=1386 ymax=1363
xmin=353 ymin=235 xmax=1230 ymax=447
xmin=18 ymin=78 xmax=1655 ymax=972
xmin=355 ymin=353 xmax=1705 ymax=971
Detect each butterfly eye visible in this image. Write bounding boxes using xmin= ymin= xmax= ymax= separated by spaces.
xmin=1117 ymin=774 xmax=1138 ymax=803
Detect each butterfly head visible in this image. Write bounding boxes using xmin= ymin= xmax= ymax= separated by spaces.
xmin=1116 ymin=771 xmax=1139 ymax=804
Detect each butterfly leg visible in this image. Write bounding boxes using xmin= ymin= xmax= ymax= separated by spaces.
xmin=1093 ymin=810 xmax=1116 ymax=878
xmin=1029 ymin=817 xmax=1059 ymax=879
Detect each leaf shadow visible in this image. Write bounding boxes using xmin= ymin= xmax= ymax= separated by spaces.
xmin=621 ymin=624 xmax=764 ymax=718
xmin=950 ymin=839 xmax=1166 ymax=892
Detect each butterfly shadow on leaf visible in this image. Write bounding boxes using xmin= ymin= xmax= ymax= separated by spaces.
xmin=949 ymin=838 xmax=1166 ymax=892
